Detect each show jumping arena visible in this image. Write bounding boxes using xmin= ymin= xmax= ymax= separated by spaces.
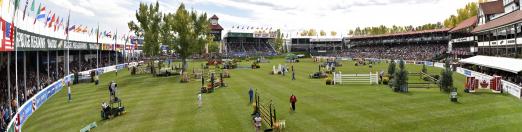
xmin=22 ymin=58 xmax=522 ymax=131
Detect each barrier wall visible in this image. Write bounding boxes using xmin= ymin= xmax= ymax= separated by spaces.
xmin=456 ymin=67 xmax=522 ymax=99
xmin=6 ymin=63 xmax=128 ymax=132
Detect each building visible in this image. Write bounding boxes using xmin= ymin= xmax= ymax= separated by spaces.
xmin=209 ymin=15 xmax=223 ymax=42
xmin=289 ymin=36 xmax=344 ymax=55
xmin=473 ymin=0 xmax=521 ymax=58
xmin=223 ymin=29 xmax=277 ymax=57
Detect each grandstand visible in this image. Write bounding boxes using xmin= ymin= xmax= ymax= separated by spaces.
xmin=223 ymin=30 xmax=277 ymax=57
xmin=289 ymin=36 xmax=345 ymax=56
xmin=346 ymin=28 xmax=450 ymax=61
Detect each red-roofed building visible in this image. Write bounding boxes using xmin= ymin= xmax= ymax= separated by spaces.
xmin=209 ymin=14 xmax=223 ymax=42
xmin=473 ymin=0 xmax=521 ymax=58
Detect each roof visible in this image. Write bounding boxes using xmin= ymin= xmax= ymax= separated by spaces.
xmin=479 ymin=0 xmax=504 ymax=15
xmin=472 ymin=10 xmax=522 ymax=33
xmin=449 ymin=16 xmax=477 ymax=33
xmin=350 ymin=28 xmax=451 ymax=39
xmin=210 ymin=14 xmax=219 ymax=19
xmin=459 ymin=55 xmax=522 ymax=73
xmin=210 ymin=24 xmax=223 ymax=30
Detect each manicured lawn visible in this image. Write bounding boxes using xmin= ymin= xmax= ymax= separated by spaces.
xmin=23 ymin=58 xmax=522 ymax=132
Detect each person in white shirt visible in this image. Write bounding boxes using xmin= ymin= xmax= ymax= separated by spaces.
xmin=197 ymin=93 xmax=202 ymax=108
xmin=67 ymin=84 xmax=72 ymax=103
xmin=254 ymin=114 xmax=262 ymax=132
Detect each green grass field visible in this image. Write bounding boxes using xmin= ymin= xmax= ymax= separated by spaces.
xmin=23 ymin=58 xmax=522 ymax=132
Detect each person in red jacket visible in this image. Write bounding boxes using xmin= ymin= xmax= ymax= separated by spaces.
xmin=290 ymin=94 xmax=297 ymax=111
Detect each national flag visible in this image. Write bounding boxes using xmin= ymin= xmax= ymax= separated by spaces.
xmin=48 ymin=13 xmax=55 ymax=28
xmin=44 ymin=11 xmax=52 ymax=26
xmin=30 ymin=0 xmax=35 ymax=11
xmin=54 ymin=16 xmax=60 ymax=31
xmin=22 ymin=0 xmax=29 ymax=20
xmin=58 ymin=18 xmax=63 ymax=29
xmin=33 ymin=4 xmax=45 ymax=24
xmin=2 ymin=19 xmax=15 ymax=51
xmin=65 ymin=11 xmax=70 ymax=35
xmin=67 ymin=25 xmax=75 ymax=32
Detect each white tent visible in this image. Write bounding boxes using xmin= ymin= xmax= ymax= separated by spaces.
xmin=459 ymin=55 xmax=522 ymax=74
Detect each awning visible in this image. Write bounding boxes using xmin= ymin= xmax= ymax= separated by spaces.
xmin=459 ymin=55 xmax=522 ymax=74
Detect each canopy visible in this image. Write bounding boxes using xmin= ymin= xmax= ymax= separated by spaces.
xmin=459 ymin=55 xmax=522 ymax=74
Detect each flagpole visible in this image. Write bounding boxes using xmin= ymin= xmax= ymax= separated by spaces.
xmin=66 ymin=10 xmax=70 ymax=76
xmin=13 ymin=0 xmax=20 ymax=109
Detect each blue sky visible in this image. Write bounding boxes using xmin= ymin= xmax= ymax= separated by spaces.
xmin=42 ymin=0 xmax=476 ymax=36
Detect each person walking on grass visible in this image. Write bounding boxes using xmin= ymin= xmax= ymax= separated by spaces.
xmin=198 ymin=93 xmax=202 ymax=108
xmin=290 ymin=94 xmax=297 ymax=111
xmin=249 ymin=88 xmax=254 ymax=104
xmin=254 ymin=113 xmax=262 ymax=132
xmin=67 ymin=83 xmax=72 ymax=103
xmin=292 ymin=70 xmax=296 ymax=80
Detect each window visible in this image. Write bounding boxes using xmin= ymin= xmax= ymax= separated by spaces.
xmin=517 ymin=23 xmax=522 ymax=37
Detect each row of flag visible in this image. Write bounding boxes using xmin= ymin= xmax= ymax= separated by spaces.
xmin=2 ymin=0 xmax=126 ymax=40
xmin=231 ymin=25 xmax=273 ymax=30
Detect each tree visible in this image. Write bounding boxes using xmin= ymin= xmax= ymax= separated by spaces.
xmin=307 ymin=29 xmax=317 ymax=36
xmin=443 ymin=2 xmax=478 ymax=28
xmin=393 ymin=59 xmax=409 ymax=92
xmin=130 ymin=2 xmax=162 ymax=75
xmin=320 ymin=30 xmax=326 ymax=36
xmin=207 ymin=41 xmax=220 ymax=53
xmin=330 ymin=31 xmax=337 ymax=36
xmin=421 ymin=64 xmax=427 ymax=74
xmin=439 ymin=59 xmax=454 ymax=92
xmin=274 ymin=29 xmax=284 ymax=53
xmin=169 ymin=3 xmax=211 ymax=71
xmin=388 ymin=60 xmax=396 ymax=76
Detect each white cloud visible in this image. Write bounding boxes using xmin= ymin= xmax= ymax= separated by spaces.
xmin=44 ymin=0 xmax=477 ymax=37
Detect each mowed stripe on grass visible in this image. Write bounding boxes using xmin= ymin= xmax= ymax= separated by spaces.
xmin=23 ymin=58 xmax=522 ymax=132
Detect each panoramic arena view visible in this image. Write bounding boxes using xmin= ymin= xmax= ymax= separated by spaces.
xmin=3 ymin=0 xmax=522 ymax=131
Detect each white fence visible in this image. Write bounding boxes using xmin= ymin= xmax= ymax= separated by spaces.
xmin=333 ymin=72 xmax=378 ymax=85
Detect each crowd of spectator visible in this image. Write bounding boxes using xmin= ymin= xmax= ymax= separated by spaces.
xmin=0 ymin=51 xmax=125 ymax=131
xmin=340 ymin=44 xmax=447 ymax=61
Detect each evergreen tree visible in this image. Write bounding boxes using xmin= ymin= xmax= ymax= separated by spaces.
xmin=393 ymin=59 xmax=408 ymax=92
xmin=439 ymin=59 xmax=454 ymax=92
xmin=388 ymin=60 xmax=396 ymax=77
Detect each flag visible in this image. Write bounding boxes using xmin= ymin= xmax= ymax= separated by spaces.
xmin=22 ymin=0 xmax=29 ymax=20
xmin=48 ymin=13 xmax=55 ymax=28
xmin=65 ymin=11 xmax=70 ymax=35
xmin=67 ymin=25 xmax=75 ymax=32
xmin=58 ymin=18 xmax=63 ymax=29
xmin=44 ymin=11 xmax=52 ymax=26
xmin=2 ymin=19 xmax=15 ymax=51
xmin=30 ymin=0 xmax=35 ymax=11
xmin=34 ymin=3 xmax=45 ymax=24
xmin=54 ymin=16 xmax=60 ymax=31
xmin=14 ymin=0 xmax=21 ymax=11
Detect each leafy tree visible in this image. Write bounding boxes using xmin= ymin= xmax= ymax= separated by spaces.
xmin=130 ymin=2 xmax=162 ymax=75
xmin=274 ymin=29 xmax=284 ymax=53
xmin=393 ymin=59 xmax=408 ymax=92
xmin=330 ymin=31 xmax=337 ymax=36
xmin=320 ymin=30 xmax=326 ymax=36
xmin=443 ymin=2 xmax=478 ymax=28
xmin=388 ymin=60 xmax=396 ymax=76
xmin=207 ymin=41 xmax=220 ymax=53
xmin=306 ymin=29 xmax=317 ymax=36
xmin=169 ymin=3 xmax=211 ymax=71
xmin=439 ymin=59 xmax=454 ymax=92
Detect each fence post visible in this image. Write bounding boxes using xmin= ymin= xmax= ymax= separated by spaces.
xmin=269 ymin=102 xmax=273 ymax=128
